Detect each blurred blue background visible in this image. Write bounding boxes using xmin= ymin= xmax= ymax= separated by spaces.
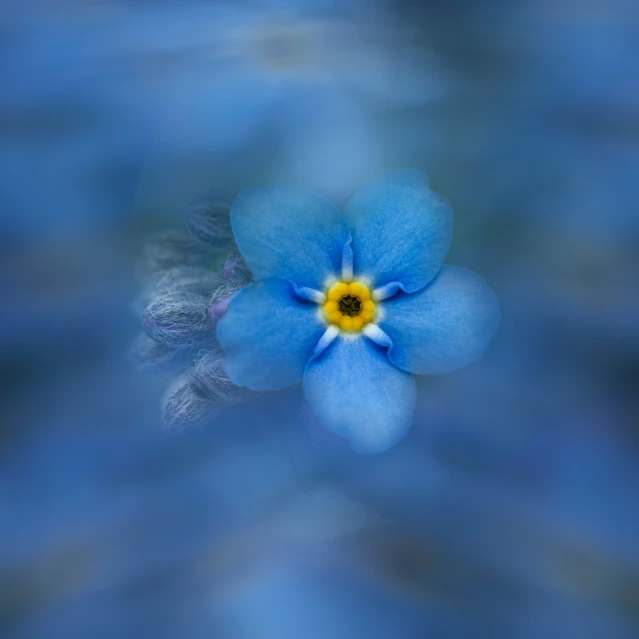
xmin=2 ymin=1 xmax=639 ymax=638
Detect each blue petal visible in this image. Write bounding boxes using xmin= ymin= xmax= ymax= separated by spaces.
xmin=379 ymin=265 xmax=500 ymax=375
xmin=217 ymin=278 xmax=325 ymax=391
xmin=231 ymin=182 xmax=350 ymax=290
xmin=303 ymin=336 xmax=416 ymax=454
xmin=342 ymin=169 xmax=452 ymax=293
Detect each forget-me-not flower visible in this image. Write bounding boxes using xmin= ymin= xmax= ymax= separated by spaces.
xmin=217 ymin=170 xmax=500 ymax=453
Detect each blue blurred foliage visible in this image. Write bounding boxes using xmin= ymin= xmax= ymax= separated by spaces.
xmin=1 ymin=1 xmax=639 ymax=638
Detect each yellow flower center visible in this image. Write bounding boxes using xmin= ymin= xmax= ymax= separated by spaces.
xmin=323 ymin=281 xmax=376 ymax=332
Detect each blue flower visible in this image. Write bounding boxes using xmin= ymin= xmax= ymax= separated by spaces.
xmin=217 ymin=170 xmax=500 ymax=453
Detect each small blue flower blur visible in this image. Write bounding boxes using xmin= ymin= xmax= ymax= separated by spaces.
xmin=217 ymin=170 xmax=500 ymax=454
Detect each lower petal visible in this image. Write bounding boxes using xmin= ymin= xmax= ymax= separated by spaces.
xmin=379 ymin=265 xmax=500 ymax=375
xmin=303 ymin=336 xmax=416 ymax=454
xmin=217 ymin=278 xmax=325 ymax=391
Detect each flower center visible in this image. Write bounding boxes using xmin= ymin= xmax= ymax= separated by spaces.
xmin=338 ymin=294 xmax=361 ymax=316
xmin=323 ymin=281 xmax=376 ymax=332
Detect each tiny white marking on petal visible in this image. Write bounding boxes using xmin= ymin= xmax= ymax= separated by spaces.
xmin=314 ymin=325 xmax=340 ymax=356
xmin=342 ymin=239 xmax=354 ymax=281
xmin=363 ymin=324 xmax=393 ymax=347
xmin=373 ymin=282 xmax=401 ymax=301
xmin=297 ymin=287 xmax=326 ymax=303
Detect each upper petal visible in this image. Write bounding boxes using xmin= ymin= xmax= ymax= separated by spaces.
xmin=217 ymin=278 xmax=325 ymax=391
xmin=342 ymin=169 xmax=452 ymax=293
xmin=303 ymin=336 xmax=416 ymax=454
xmin=379 ymin=265 xmax=500 ymax=375
xmin=231 ymin=182 xmax=350 ymax=290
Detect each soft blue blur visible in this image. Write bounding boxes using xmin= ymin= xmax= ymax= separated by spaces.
xmin=2 ymin=1 xmax=639 ymax=638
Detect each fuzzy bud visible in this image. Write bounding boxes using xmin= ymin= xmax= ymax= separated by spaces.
xmin=221 ymin=253 xmax=252 ymax=285
xmin=186 ymin=191 xmax=234 ymax=247
xmin=142 ymin=290 xmax=213 ymax=347
xmin=128 ymin=332 xmax=184 ymax=371
xmin=162 ymin=374 xmax=214 ymax=429
xmin=190 ymin=349 xmax=253 ymax=404
xmin=138 ymin=230 xmax=208 ymax=281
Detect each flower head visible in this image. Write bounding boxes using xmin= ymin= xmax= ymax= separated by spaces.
xmin=217 ymin=169 xmax=500 ymax=453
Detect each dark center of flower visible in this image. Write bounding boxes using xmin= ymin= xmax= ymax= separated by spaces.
xmin=338 ymin=294 xmax=362 ymax=317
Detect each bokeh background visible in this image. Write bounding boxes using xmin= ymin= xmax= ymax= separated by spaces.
xmin=2 ymin=1 xmax=639 ymax=637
